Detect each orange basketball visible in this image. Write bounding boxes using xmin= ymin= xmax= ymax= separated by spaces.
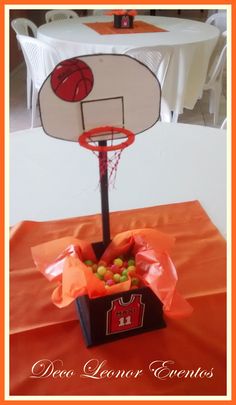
xmin=50 ymin=58 xmax=94 ymax=102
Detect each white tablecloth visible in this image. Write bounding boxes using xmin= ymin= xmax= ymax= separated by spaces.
xmin=37 ymin=16 xmax=219 ymax=116
xmin=10 ymin=123 xmax=226 ymax=236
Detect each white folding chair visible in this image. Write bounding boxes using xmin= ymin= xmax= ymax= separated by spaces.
xmin=207 ymin=30 xmax=226 ymax=81
xmin=124 ymin=46 xmax=172 ymax=122
xmin=206 ymin=11 xmax=227 ymax=33
xmin=125 ymin=45 xmax=172 ymax=88
xmin=16 ymin=35 xmax=60 ymax=128
xmin=203 ymin=44 xmax=226 ymax=125
xmin=11 ymin=18 xmax=38 ymax=110
xmin=11 ymin=17 xmax=37 ymax=37
xmin=206 ymin=10 xmax=227 ymax=73
xmin=45 ymin=10 xmax=79 ymax=23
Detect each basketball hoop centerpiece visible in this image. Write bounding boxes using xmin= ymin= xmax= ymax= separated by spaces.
xmin=106 ymin=9 xmax=137 ymax=29
xmin=37 ymin=54 xmax=176 ymax=346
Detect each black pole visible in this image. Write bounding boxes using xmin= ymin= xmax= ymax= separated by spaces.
xmin=98 ymin=140 xmax=111 ymax=248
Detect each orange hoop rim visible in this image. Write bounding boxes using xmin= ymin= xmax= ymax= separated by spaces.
xmin=78 ymin=126 xmax=135 ymax=152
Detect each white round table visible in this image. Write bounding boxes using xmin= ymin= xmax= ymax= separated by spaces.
xmin=10 ymin=123 xmax=226 ymax=237
xmin=38 ymin=16 xmax=219 ymax=118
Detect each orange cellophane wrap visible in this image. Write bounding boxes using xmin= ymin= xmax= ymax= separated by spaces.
xmin=31 ymin=237 xmax=106 ymax=307
xmin=101 ymin=229 xmax=192 ymax=317
xmin=31 ymin=229 xmax=192 ymax=317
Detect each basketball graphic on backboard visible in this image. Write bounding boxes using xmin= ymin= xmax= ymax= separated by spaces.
xmin=51 ymin=58 xmax=94 ymax=102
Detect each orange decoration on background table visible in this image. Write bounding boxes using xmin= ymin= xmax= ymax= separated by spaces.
xmin=84 ymin=20 xmax=168 ymax=35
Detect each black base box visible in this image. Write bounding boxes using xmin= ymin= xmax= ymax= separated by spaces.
xmin=114 ymin=14 xmax=134 ymax=29
xmin=76 ymin=286 xmax=166 ymax=347
xmin=75 ymin=241 xmax=166 ymax=346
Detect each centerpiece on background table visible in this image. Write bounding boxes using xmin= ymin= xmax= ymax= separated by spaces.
xmin=106 ymin=9 xmax=137 ymax=29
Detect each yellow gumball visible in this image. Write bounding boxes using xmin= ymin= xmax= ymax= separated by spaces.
xmin=97 ymin=266 xmax=107 ymax=276
xmin=113 ymin=258 xmax=123 ymax=267
xmin=127 ymin=265 xmax=136 ymax=276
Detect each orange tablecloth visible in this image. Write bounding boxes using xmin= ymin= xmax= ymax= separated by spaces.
xmin=84 ymin=20 xmax=167 ymax=35
xmin=10 ymin=201 xmax=226 ymax=396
